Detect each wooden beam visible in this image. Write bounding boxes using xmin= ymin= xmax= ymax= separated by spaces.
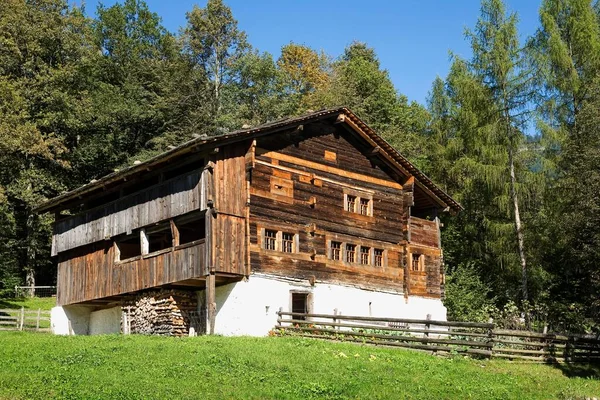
xmin=170 ymin=220 xmax=179 ymax=247
xmin=259 ymin=151 xmax=404 ymax=190
xmin=206 ymin=272 xmax=216 ymax=335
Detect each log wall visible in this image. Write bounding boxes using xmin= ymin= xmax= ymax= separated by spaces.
xmin=247 ymin=126 xmax=443 ymax=296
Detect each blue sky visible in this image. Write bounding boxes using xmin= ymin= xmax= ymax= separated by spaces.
xmin=83 ymin=0 xmax=542 ymax=106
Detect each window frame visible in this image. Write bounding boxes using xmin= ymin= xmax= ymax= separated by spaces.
xmin=330 ymin=241 xmax=342 ymax=261
xmin=343 ymin=190 xmax=373 ymax=217
xmin=259 ymin=226 xmax=298 ymax=254
xmin=360 ymin=246 xmax=371 ymax=265
xmin=264 ymin=229 xmax=278 ymax=251
xmin=345 ymin=243 xmax=356 ymax=263
xmin=374 ymin=248 xmax=384 ymax=267
xmin=411 ymin=253 xmax=424 ymax=272
xmin=281 ymin=232 xmax=295 ymax=253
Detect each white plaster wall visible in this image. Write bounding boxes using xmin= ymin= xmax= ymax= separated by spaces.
xmin=213 ymin=274 xmax=447 ymax=336
xmin=89 ymin=307 xmax=121 ymax=335
xmin=311 ymin=283 xmax=447 ymax=321
xmin=51 ymin=305 xmax=92 ymax=335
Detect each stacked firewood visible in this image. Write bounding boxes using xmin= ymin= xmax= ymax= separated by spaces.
xmin=122 ymin=289 xmax=198 ymax=336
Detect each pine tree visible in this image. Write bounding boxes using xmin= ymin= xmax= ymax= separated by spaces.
xmin=466 ymin=0 xmax=534 ymax=303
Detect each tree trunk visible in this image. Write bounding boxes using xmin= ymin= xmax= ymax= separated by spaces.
xmin=25 ymin=212 xmax=36 ymax=297
xmin=509 ymin=148 xmax=528 ymax=303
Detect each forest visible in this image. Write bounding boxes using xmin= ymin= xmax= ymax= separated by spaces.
xmin=0 ymin=0 xmax=598 ymax=333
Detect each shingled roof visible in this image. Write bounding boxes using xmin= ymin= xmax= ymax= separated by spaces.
xmin=35 ymin=107 xmax=462 ymax=214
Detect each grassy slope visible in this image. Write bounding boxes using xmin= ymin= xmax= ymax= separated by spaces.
xmin=0 ymin=297 xmax=56 ymax=311
xmin=1 ymin=333 xmax=599 ymax=399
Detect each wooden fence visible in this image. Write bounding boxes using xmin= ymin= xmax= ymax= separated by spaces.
xmin=276 ymin=311 xmax=600 ymax=363
xmin=0 ymin=308 xmax=51 ymax=332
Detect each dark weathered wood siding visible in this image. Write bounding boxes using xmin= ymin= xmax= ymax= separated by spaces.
xmin=247 ymin=126 xmax=421 ymax=294
xmin=57 ymin=241 xmax=206 ymax=306
xmin=52 ymin=170 xmax=207 ymax=255
xmin=211 ymin=142 xmax=249 ymax=276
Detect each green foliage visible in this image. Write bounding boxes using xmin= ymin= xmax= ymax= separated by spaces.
xmin=1 ymin=333 xmax=599 ymax=399
xmin=445 ymin=263 xmax=497 ymax=322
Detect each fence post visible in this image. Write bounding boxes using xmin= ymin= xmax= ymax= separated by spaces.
xmin=425 ymin=314 xmax=431 ymax=338
xmin=277 ymin=307 xmax=283 ymax=327
xmin=36 ymin=309 xmax=41 ymax=331
xmin=488 ymin=317 xmax=494 ymax=359
xmin=19 ymin=307 xmax=25 ymax=331
xmin=333 ymin=308 xmax=338 ymax=331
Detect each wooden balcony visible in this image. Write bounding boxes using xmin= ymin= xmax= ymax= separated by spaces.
xmin=58 ymin=241 xmax=224 ymax=306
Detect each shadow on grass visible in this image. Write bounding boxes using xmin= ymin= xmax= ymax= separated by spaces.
xmin=0 ymin=299 xmax=23 ymax=309
xmin=551 ymin=362 xmax=600 ymax=379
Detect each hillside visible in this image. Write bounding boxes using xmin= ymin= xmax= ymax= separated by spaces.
xmin=0 ymin=333 xmax=598 ymax=399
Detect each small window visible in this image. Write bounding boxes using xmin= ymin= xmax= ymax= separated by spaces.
xmin=282 ymin=232 xmax=294 ymax=253
xmin=360 ymin=247 xmax=370 ymax=265
xmin=412 ymin=253 xmax=423 ymax=271
xmin=330 ymin=241 xmax=341 ymax=260
xmin=346 ymin=244 xmax=356 ymax=263
xmin=346 ymin=195 xmax=357 ymax=213
xmin=146 ymin=224 xmax=173 ymax=253
xmin=177 ymin=215 xmax=206 ymax=245
xmin=116 ymin=234 xmax=141 ymax=261
xmin=374 ymin=249 xmax=384 ymax=267
xmin=291 ymin=292 xmax=309 ymax=320
xmin=359 ymin=198 xmax=371 ymax=216
xmin=264 ymin=229 xmax=277 ymax=250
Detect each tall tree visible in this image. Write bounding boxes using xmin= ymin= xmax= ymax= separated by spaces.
xmin=532 ymin=0 xmax=600 ymax=329
xmin=183 ymin=0 xmax=249 ymax=121
xmin=0 ymin=0 xmax=87 ymax=290
xmin=277 ymin=43 xmax=330 ymax=115
xmin=466 ymin=0 xmax=533 ymax=302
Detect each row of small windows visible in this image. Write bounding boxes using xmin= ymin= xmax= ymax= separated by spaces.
xmin=262 ymin=229 xmax=385 ymax=267
xmin=330 ymin=241 xmax=384 ymax=267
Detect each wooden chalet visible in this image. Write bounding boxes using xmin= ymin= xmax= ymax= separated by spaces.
xmin=36 ymin=107 xmax=462 ymax=336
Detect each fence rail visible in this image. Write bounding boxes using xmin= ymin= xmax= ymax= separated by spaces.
xmin=275 ymin=311 xmax=600 ymax=363
xmin=0 ymin=308 xmax=51 ymax=332
xmin=14 ymin=286 xmax=56 ymax=298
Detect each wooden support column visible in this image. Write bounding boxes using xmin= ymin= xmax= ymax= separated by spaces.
xmin=140 ymin=228 xmax=149 ymax=255
xmin=206 ymin=272 xmax=216 ymax=335
xmin=203 ymin=156 xmax=217 ymax=334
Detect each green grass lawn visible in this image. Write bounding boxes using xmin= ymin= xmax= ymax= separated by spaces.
xmin=0 ymin=332 xmax=599 ymax=399
xmin=0 ymin=296 xmax=56 ymax=311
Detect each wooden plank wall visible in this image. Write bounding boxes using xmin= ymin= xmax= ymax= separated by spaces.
xmin=248 ymin=127 xmax=411 ymax=293
xmin=212 ymin=142 xmax=248 ymax=276
xmin=53 ymin=171 xmax=206 ymax=255
xmin=57 ymin=242 xmax=206 ymax=305
xmin=409 ymin=217 xmax=439 ymax=248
